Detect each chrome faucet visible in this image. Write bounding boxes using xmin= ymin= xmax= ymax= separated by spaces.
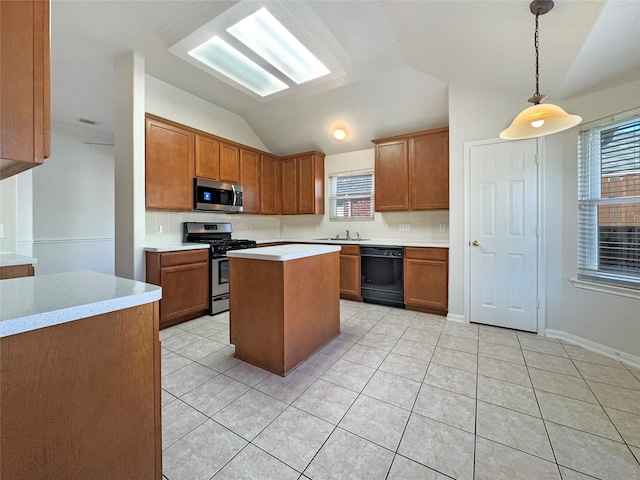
xmin=355 ymin=232 xmax=361 ymax=240
xmin=345 ymin=229 xmax=350 ymax=240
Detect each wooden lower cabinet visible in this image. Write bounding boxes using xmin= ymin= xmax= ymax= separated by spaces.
xmin=339 ymin=244 xmax=361 ymax=301
xmin=0 ymin=264 xmax=35 ymax=279
xmin=0 ymin=302 xmax=162 ymax=479
xmin=404 ymin=247 xmax=448 ymax=315
xmin=146 ymin=249 xmax=209 ymax=329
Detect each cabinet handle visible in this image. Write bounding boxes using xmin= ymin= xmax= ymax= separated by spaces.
xmin=472 ymin=240 xmax=480 ymax=247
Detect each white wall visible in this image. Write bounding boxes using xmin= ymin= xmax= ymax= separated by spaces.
xmin=31 ymin=122 xmax=115 ymax=275
xmin=545 ymin=80 xmax=640 ymax=357
xmin=0 ymin=175 xmax=18 ymax=253
xmin=448 ymin=84 xmax=525 ymax=318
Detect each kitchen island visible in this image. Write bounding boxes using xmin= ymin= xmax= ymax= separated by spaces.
xmin=227 ymin=244 xmax=340 ymax=376
xmin=0 ymin=271 xmax=163 ymax=479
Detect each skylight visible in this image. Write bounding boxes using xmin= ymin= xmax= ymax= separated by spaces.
xmin=188 ymin=36 xmax=289 ymax=97
xmin=227 ymin=8 xmax=330 ymax=85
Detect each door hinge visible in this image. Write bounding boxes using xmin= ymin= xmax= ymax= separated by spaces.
xmin=536 ymin=298 xmax=540 ymax=308
xmin=536 ymin=226 xmax=540 ymax=236
xmin=535 ymin=154 xmax=541 ymax=164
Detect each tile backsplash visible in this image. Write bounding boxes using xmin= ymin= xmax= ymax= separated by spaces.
xmin=146 ymin=210 xmax=449 ymax=245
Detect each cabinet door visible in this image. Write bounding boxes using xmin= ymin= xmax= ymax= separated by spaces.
xmin=239 ymin=148 xmax=260 ymax=214
xmin=404 ymin=258 xmax=448 ymax=314
xmin=260 ymin=154 xmax=281 ymax=215
xmin=340 ymin=253 xmax=361 ymax=301
xmin=297 ymin=154 xmax=315 ymax=214
xmin=297 ymin=153 xmax=324 ymax=215
xmin=145 ymin=118 xmax=194 ymax=211
xmin=0 ymin=0 xmax=50 ymax=180
xmin=281 ymin=157 xmax=298 ymax=214
xmin=409 ymin=130 xmax=449 ymax=210
xmin=374 ymin=140 xmax=409 ymax=211
xmin=219 ymin=141 xmax=240 ymax=183
xmin=195 ymin=134 xmax=219 ymax=180
xmin=159 ymin=261 xmax=209 ymax=328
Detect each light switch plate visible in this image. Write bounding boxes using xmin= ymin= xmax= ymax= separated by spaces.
xmin=0 ymin=223 xmax=3 ymax=238
xmin=246 ymin=224 xmax=252 ymax=231
xmin=399 ymin=224 xmax=410 ymax=232
xmin=382 ymin=223 xmax=388 ymax=231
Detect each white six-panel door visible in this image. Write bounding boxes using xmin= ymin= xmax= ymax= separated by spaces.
xmin=469 ymin=139 xmax=538 ymax=332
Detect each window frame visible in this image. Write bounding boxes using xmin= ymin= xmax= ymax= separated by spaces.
xmin=577 ymin=109 xmax=640 ymax=290
xmin=328 ymin=170 xmax=375 ymax=222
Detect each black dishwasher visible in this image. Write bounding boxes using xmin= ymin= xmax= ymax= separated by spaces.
xmin=360 ymin=246 xmax=404 ymax=308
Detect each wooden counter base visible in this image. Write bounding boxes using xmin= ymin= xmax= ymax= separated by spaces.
xmin=229 ymin=251 xmax=340 ymax=376
xmin=0 ymin=303 xmax=161 ymax=479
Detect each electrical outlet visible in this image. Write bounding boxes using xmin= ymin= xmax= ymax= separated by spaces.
xmin=246 ymin=224 xmax=251 ymax=231
xmin=314 ymin=224 xmax=319 ymax=231
xmin=399 ymin=224 xmax=411 ymax=232
xmin=382 ymin=223 xmax=388 ymax=231
xmin=282 ymin=224 xmax=287 ymax=231
xmin=155 ymin=224 xmax=162 ymax=234
xmin=439 ymin=223 xmax=446 ymax=232
xmin=0 ymin=224 xmax=3 ymax=238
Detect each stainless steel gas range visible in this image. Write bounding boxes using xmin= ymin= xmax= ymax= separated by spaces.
xmin=183 ymin=222 xmax=256 ymax=315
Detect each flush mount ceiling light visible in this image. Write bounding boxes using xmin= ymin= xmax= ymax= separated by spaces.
xmin=333 ymin=128 xmax=347 ymax=140
xmin=500 ymin=0 xmax=581 ymax=140
xmin=227 ymin=8 xmax=330 ymax=85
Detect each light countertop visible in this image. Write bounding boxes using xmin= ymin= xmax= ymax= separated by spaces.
xmin=0 ymin=271 xmax=162 ymax=338
xmin=144 ymin=243 xmax=209 ymax=252
xmin=227 ymin=244 xmax=341 ymax=261
xmin=0 ymin=253 xmax=37 ymax=267
xmin=255 ymin=238 xmax=450 ymax=248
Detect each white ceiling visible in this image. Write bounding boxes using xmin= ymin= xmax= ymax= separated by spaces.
xmin=51 ymin=0 xmax=640 ymax=156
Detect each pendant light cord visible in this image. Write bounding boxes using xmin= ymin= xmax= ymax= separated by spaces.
xmin=534 ymin=12 xmax=540 ymax=98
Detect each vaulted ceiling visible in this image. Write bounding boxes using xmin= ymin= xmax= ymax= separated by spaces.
xmin=51 ymin=0 xmax=640 ymax=155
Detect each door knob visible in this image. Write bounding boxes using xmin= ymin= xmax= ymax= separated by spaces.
xmin=472 ymin=240 xmax=480 ymax=247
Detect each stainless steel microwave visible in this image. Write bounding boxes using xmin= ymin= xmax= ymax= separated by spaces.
xmin=194 ymin=178 xmax=243 ymax=213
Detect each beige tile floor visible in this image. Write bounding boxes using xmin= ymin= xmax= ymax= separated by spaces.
xmin=160 ymin=300 xmax=640 ymax=480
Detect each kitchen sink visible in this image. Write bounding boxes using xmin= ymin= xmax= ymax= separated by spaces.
xmin=313 ymin=238 xmax=371 ymax=242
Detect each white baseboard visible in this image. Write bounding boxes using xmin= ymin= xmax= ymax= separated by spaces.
xmin=545 ymin=329 xmax=640 ymax=369
xmin=446 ymin=313 xmax=466 ymax=324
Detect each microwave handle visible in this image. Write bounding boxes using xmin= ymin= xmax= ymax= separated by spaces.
xmin=232 ymin=184 xmax=237 ymax=206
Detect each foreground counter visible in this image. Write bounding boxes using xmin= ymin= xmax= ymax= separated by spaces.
xmin=227 ymin=244 xmax=341 ymax=376
xmin=0 ymin=271 xmax=163 ymax=479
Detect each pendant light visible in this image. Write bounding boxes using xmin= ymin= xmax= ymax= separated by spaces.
xmin=500 ymin=0 xmax=581 ymax=140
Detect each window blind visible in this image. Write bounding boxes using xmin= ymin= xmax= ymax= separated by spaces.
xmin=329 ymin=171 xmax=374 ymax=220
xmin=578 ymin=112 xmax=640 ymax=287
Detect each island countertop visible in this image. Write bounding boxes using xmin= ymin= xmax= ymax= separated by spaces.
xmin=0 ymin=271 xmax=162 ymax=338
xmin=227 ymin=244 xmax=341 ymax=261
xmin=0 ymin=253 xmax=37 ymax=267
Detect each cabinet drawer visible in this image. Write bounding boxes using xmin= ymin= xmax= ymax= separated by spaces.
xmin=160 ymin=249 xmax=209 ymax=267
xmin=339 ymin=245 xmax=359 ymax=256
xmin=405 ymin=247 xmax=448 ymax=261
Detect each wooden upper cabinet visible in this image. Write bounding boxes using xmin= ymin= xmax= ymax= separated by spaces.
xmin=374 ymin=140 xmax=409 ymax=211
xmin=145 ymin=117 xmax=194 ymax=211
xmin=409 ymin=129 xmax=449 ymax=210
xmin=281 ymin=151 xmax=324 ymax=215
xmin=373 ymin=127 xmax=449 ymax=212
xmin=297 ymin=152 xmax=325 ymax=215
xmin=281 ymin=157 xmax=298 ymax=215
xmin=219 ymin=141 xmax=240 ymax=183
xmin=0 ymin=0 xmax=50 ymax=180
xmin=194 ymin=134 xmax=219 ymax=180
xmin=260 ymin=154 xmax=281 ymax=215
xmin=239 ymin=148 xmax=260 ymax=214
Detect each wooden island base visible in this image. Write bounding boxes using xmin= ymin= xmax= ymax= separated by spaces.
xmin=229 ymin=248 xmax=340 ymax=376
